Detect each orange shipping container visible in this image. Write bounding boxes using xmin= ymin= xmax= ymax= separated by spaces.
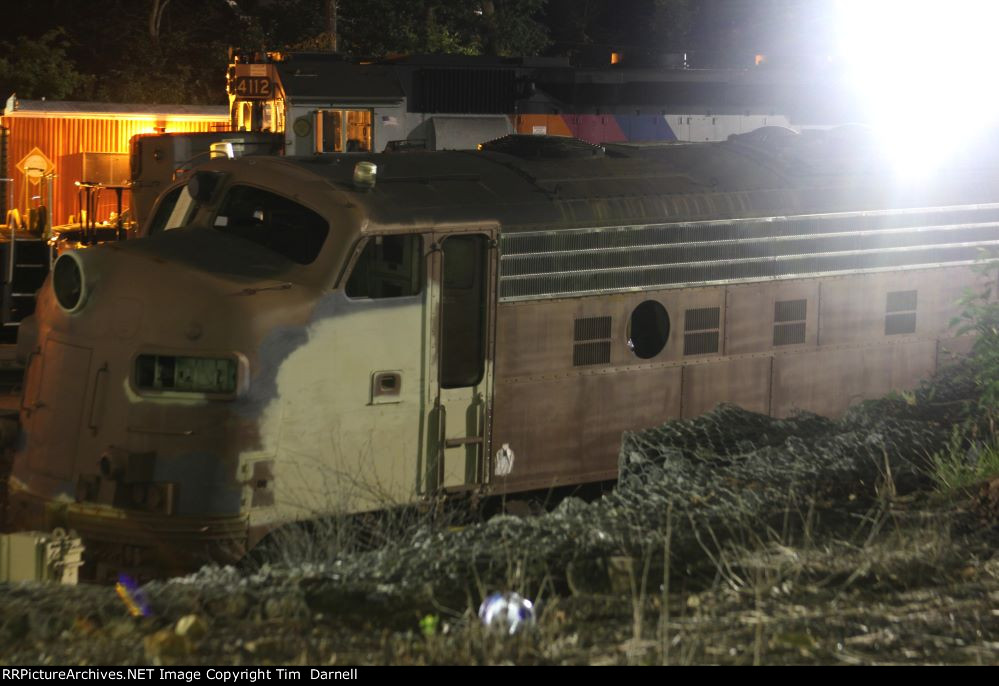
xmin=1 ymin=95 xmax=228 ymax=227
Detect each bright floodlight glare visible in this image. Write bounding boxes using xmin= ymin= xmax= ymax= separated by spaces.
xmin=834 ymin=0 xmax=999 ymax=175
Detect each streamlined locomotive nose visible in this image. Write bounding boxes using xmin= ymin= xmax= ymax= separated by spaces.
xmin=6 ymin=233 xmax=314 ymax=576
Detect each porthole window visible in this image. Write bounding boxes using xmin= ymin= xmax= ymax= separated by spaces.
xmin=627 ymin=300 xmax=670 ymax=359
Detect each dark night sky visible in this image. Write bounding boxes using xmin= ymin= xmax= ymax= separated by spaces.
xmin=0 ymin=0 xmax=850 ymax=105
xmin=542 ymin=0 xmax=842 ymax=63
xmin=0 ymin=0 xmax=842 ymax=57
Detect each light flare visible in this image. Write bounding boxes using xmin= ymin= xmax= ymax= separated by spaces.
xmin=834 ymin=0 xmax=999 ymax=175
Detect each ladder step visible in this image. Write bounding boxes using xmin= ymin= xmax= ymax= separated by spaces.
xmin=13 ymin=264 xmax=45 ymax=269
xmin=10 ymin=293 xmax=36 ymax=298
xmin=2 ymin=322 xmax=20 ymax=327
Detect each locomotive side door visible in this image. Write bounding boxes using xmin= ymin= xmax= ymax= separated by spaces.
xmin=424 ymin=228 xmax=498 ymax=494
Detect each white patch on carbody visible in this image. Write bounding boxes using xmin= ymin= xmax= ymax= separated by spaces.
xmin=495 ymin=443 xmax=515 ymax=476
xmin=251 ymin=296 xmax=426 ymax=517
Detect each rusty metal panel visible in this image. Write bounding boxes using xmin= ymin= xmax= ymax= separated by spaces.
xmin=771 ymin=340 xmax=936 ymax=418
xmin=819 ymin=268 xmax=982 ymax=347
xmin=725 ymin=280 xmax=819 ymax=355
xmin=937 ymin=336 xmax=976 ymax=369
xmin=494 ymin=300 xmax=573 ymax=379
xmin=681 ymin=356 xmax=772 ymax=418
xmin=491 ymin=366 xmax=682 ymax=492
xmin=819 ymin=273 xmax=900 ymax=346
xmin=0 ymin=113 xmax=226 ymax=226
xmin=888 ymin=339 xmax=940 ymax=394
xmin=26 ymin=340 xmax=93 ymax=480
xmin=916 ymin=266 xmax=987 ymax=337
xmin=495 ymin=286 xmax=725 ymax=380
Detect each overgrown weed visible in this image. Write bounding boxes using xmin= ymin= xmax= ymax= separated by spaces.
xmin=930 ymin=427 xmax=999 ymax=494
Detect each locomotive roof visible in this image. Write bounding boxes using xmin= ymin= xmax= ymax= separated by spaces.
xmin=213 ymin=130 xmax=999 ymax=236
xmin=138 ymin=130 xmax=999 ymax=294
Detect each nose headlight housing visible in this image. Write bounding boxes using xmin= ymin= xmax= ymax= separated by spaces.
xmin=52 ymin=252 xmax=87 ymax=313
xmin=135 ymin=354 xmax=239 ymax=395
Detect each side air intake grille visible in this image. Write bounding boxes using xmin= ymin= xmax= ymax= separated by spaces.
xmin=574 ymin=316 xmax=612 ymax=342
xmin=573 ymin=341 xmax=611 ymax=366
xmin=499 ymin=204 xmax=999 ymax=301
xmin=885 ymin=290 xmax=918 ymax=335
xmin=683 ymin=307 xmax=720 ymax=356
xmin=773 ymin=299 xmax=807 ymax=346
xmin=572 ymin=317 xmax=611 ymax=367
xmin=573 ymin=315 xmax=612 ymax=366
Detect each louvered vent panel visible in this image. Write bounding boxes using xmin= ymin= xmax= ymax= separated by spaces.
xmin=499 ymin=204 xmax=999 ymax=301
xmin=574 ymin=316 xmax=612 ymax=342
xmin=773 ymin=299 xmax=807 ymax=346
xmin=412 ymin=69 xmax=515 ymax=113
xmin=885 ymin=290 xmax=918 ymax=335
xmin=573 ymin=341 xmax=612 ymax=367
xmin=886 ymin=290 xmax=918 ymax=313
xmin=683 ymin=306 xmax=720 ymax=356
xmin=683 ymin=331 xmax=719 ymax=356
xmin=685 ymin=307 xmax=720 ymax=331
xmin=885 ymin=312 xmax=917 ymax=335
xmin=774 ymin=299 xmax=807 ymax=323
xmin=573 ymin=316 xmax=613 ymax=367
xmin=773 ymin=322 xmax=807 ymax=346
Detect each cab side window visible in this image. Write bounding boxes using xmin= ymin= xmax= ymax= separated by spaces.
xmin=147 ymin=185 xmax=195 ymax=235
xmin=345 ymin=235 xmax=422 ymax=299
xmin=214 ymin=185 xmax=329 ymax=265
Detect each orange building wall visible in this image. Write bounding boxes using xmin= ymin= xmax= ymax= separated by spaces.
xmin=1 ymin=114 xmax=227 ymax=227
xmin=514 ymin=114 xmax=574 ymax=138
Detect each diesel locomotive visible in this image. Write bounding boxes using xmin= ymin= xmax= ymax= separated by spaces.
xmin=6 ymin=129 xmax=999 ymax=576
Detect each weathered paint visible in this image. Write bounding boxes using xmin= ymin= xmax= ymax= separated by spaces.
xmin=250 ymin=291 xmax=427 ymax=524
xmin=6 ymin=138 xmax=999 ymax=574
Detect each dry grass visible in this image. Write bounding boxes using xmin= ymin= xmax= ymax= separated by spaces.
xmin=2 ymin=481 xmax=996 ymax=666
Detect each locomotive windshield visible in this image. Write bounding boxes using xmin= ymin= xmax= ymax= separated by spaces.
xmin=212 ymin=185 xmax=330 ymax=265
xmin=147 ymin=185 xmax=197 ymax=235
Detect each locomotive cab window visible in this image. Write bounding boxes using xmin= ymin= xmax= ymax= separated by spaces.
xmin=213 ymin=185 xmax=329 ymax=264
xmin=345 ymin=235 xmax=422 ymax=298
xmin=147 ymin=185 xmax=196 ymax=235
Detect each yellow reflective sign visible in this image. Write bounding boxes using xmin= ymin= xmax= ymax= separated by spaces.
xmin=15 ymin=147 xmax=55 ymax=186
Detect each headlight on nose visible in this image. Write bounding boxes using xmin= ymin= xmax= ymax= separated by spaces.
xmin=53 ymin=252 xmax=87 ymax=312
xmin=135 ymin=354 xmax=239 ymax=395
